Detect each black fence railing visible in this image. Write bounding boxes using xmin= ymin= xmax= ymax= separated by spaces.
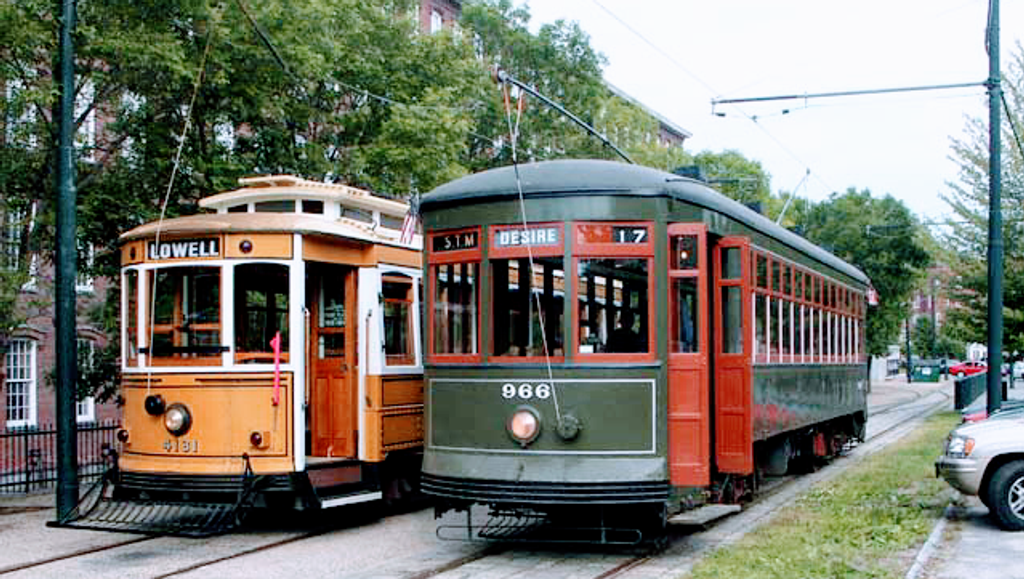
xmin=0 ymin=421 xmax=119 ymax=494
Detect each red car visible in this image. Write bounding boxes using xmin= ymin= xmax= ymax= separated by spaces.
xmin=949 ymin=360 xmax=987 ymax=379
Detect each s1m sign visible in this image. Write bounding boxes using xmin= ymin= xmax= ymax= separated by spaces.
xmin=147 ymin=238 xmax=220 ymax=260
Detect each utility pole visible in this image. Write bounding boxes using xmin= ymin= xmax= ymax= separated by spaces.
xmin=986 ymin=0 xmax=1004 ymax=417
xmin=54 ymin=0 xmax=79 ymax=523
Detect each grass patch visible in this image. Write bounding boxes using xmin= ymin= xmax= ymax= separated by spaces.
xmin=684 ymin=412 xmax=960 ymax=579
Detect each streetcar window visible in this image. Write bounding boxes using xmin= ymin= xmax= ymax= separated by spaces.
xmin=756 ymin=253 xmax=768 ymax=289
xmin=234 ymin=263 xmax=290 ymax=363
xmin=381 ymin=214 xmax=405 ymax=230
xmin=783 ymin=265 xmax=792 ymax=296
xmin=577 ymin=259 xmax=648 ymax=354
xmin=125 ymin=270 xmax=138 ymax=365
xmin=754 ymin=294 xmax=767 ymax=363
xmin=491 ymin=257 xmax=564 ymax=358
xmin=771 ymin=260 xmax=780 ymax=292
xmin=301 ymin=200 xmax=324 ymax=214
xmin=341 ymin=206 xmax=373 ymax=224
xmin=432 ymin=262 xmax=478 ymax=355
xmin=147 ymin=266 xmax=222 ymax=365
xmin=228 ymin=204 xmax=248 ymax=213
xmin=721 ymin=285 xmax=743 ymax=354
xmin=794 ymin=270 xmax=803 ymax=301
xmin=383 ymin=275 xmax=416 ymax=366
xmin=781 ymin=299 xmax=792 ymax=358
xmin=255 ymin=200 xmax=295 ymax=213
xmin=672 ymin=236 xmax=699 ymax=270
xmin=671 ymin=277 xmax=699 ymax=353
xmin=722 ymin=247 xmax=742 ymax=279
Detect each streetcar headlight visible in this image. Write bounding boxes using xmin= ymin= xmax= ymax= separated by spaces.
xmin=946 ymin=434 xmax=975 ymax=458
xmin=508 ymin=407 xmax=541 ymax=446
xmin=164 ymin=403 xmax=192 ymax=436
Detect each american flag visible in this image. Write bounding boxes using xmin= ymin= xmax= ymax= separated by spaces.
xmin=399 ymin=194 xmax=419 ymax=245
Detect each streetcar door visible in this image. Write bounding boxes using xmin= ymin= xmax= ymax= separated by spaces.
xmin=667 ymin=224 xmax=710 ymax=486
xmin=308 ymin=264 xmax=358 ymax=458
xmin=713 ymin=237 xmax=753 ymax=475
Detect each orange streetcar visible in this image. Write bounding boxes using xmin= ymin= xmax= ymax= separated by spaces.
xmin=76 ymin=176 xmax=423 ymax=535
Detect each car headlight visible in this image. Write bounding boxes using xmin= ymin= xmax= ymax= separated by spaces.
xmin=946 ymin=434 xmax=975 ymax=458
xmin=508 ymin=407 xmax=541 ymax=446
xmin=164 ymin=403 xmax=193 ymax=437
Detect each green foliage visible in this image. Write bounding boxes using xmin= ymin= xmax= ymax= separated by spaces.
xmin=941 ymin=43 xmax=1024 ymax=358
xmin=693 ymin=149 xmax=771 ymax=205
xmin=801 ymin=189 xmax=931 ymax=357
xmin=911 ymin=316 xmax=937 ymax=359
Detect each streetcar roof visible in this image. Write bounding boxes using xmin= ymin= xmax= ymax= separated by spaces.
xmin=199 ymin=174 xmax=409 ymax=217
xmin=120 ymin=212 xmax=419 ymax=250
xmin=422 ymin=159 xmax=869 ymax=285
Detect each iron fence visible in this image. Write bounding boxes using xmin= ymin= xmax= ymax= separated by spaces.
xmin=0 ymin=421 xmax=119 ymax=494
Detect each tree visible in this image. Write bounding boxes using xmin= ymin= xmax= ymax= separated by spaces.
xmin=801 ymin=188 xmax=931 ymax=358
xmin=460 ymin=0 xmax=612 ymax=168
xmin=693 ymin=150 xmax=772 ymax=206
xmin=941 ymin=42 xmax=1024 ymax=359
xmin=1 ymin=0 xmax=484 ymax=401
xmin=911 ymin=316 xmax=937 ymax=359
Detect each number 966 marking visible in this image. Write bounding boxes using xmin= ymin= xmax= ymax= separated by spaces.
xmin=501 ymin=383 xmax=552 ymax=400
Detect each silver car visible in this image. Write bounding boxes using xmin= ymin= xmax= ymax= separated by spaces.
xmin=936 ymin=413 xmax=1024 ymax=530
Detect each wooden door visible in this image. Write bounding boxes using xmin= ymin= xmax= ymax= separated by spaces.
xmin=667 ymin=224 xmax=710 ymax=486
xmin=713 ymin=237 xmax=753 ymax=475
xmin=309 ymin=265 xmax=358 ymax=458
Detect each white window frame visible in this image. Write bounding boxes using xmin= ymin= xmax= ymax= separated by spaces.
xmin=74 ymin=80 xmax=97 ymax=163
xmin=76 ymin=242 xmax=95 ymax=293
xmin=5 ymin=78 xmax=38 ymax=149
xmin=5 ymin=338 xmax=38 ymax=428
xmin=76 ymin=338 xmax=96 ymax=423
xmin=430 ymin=8 xmax=443 ymax=33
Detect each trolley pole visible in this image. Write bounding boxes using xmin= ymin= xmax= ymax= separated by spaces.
xmin=986 ymin=0 xmax=1004 ymax=417
xmin=55 ymin=0 xmax=80 ymax=522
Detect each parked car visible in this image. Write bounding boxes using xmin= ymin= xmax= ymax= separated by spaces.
xmin=1014 ymin=361 xmax=1024 ymax=381
xmin=949 ymin=360 xmax=987 ymax=379
xmin=960 ymin=397 xmax=1024 ymax=423
xmin=936 ymin=414 xmax=1024 ymax=530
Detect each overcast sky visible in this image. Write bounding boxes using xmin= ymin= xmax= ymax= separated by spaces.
xmin=524 ymin=0 xmax=1023 ymax=222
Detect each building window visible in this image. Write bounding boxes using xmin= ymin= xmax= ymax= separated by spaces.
xmin=4 ymin=78 xmax=38 ymax=148
xmin=74 ymin=80 xmax=98 ymax=163
xmin=430 ymin=8 xmax=443 ymax=33
xmin=76 ymin=338 xmax=96 ymax=423
xmin=5 ymin=338 xmax=38 ymax=428
xmin=76 ymin=243 xmax=95 ymax=293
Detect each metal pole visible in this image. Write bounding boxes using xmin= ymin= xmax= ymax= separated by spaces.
xmin=986 ymin=0 xmax=1004 ymax=416
xmin=55 ymin=0 xmax=79 ymax=522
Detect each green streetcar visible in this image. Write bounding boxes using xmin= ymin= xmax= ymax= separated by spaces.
xmin=419 ymin=159 xmax=870 ymax=543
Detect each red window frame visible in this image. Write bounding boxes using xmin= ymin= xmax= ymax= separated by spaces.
xmin=571 ymin=221 xmax=655 ymax=363
xmin=488 ymin=223 xmax=565 ymax=363
xmin=426 ymin=227 xmax=482 ymax=364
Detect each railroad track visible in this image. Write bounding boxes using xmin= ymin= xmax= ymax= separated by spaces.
xmin=0 ymin=389 xmax=950 ymax=579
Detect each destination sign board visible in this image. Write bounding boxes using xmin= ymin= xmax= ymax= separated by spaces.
xmin=493 ymin=227 xmax=560 ymax=249
xmin=147 ymin=238 xmax=221 ymax=260
xmin=432 ymin=231 xmax=478 ymax=252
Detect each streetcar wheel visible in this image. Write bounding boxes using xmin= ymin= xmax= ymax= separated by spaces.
xmin=987 ymin=460 xmax=1024 ymax=531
